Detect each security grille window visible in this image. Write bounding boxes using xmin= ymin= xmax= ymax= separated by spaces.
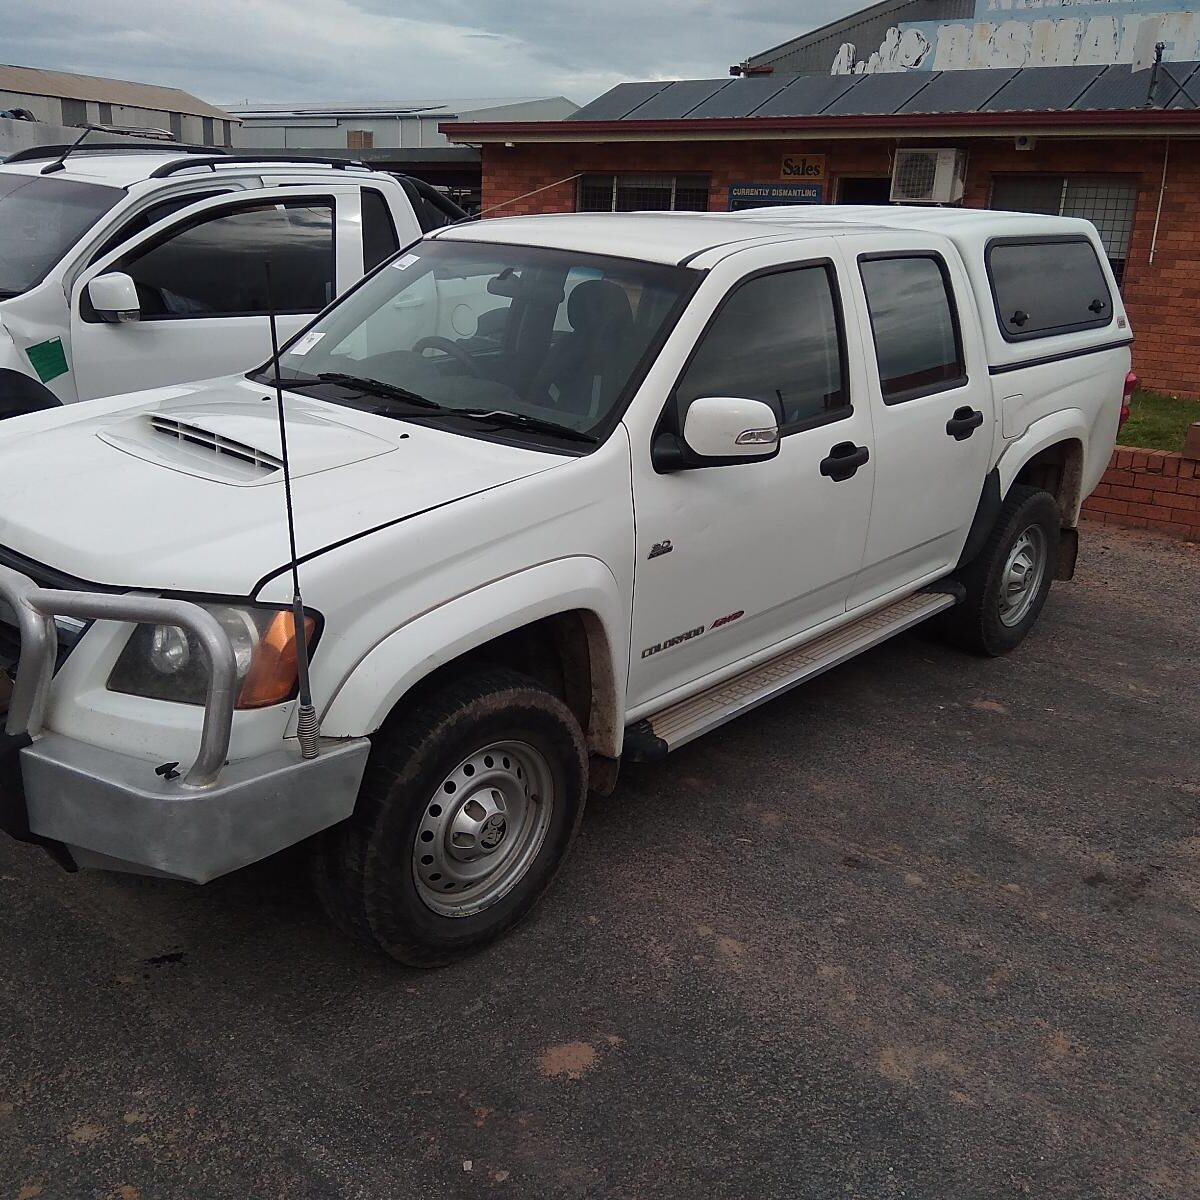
xmin=674 ymin=264 xmax=848 ymax=433
xmin=113 ymin=199 xmax=335 ymax=319
xmin=986 ymin=238 xmax=1114 ymax=342
xmin=859 ymin=255 xmax=966 ymax=404
xmin=347 ymin=129 xmax=374 ymax=150
xmin=990 ymin=175 xmax=1137 ymax=285
xmin=578 ymin=174 xmax=709 ymax=213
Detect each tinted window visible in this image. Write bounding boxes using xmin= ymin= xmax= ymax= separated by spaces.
xmin=987 ymin=238 xmax=1113 ymax=341
xmin=361 ymin=189 xmax=400 ymax=270
xmin=118 ymin=200 xmax=334 ymax=319
xmin=0 ymin=173 xmax=123 ymax=295
xmin=675 ymin=266 xmax=847 ymax=432
xmin=860 ymin=255 xmax=965 ymax=404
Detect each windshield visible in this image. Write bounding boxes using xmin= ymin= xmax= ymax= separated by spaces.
xmin=0 ymin=172 xmax=124 ymax=297
xmin=265 ymin=238 xmax=697 ymax=443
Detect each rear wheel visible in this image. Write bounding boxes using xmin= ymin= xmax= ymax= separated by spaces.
xmin=944 ymin=484 xmax=1060 ymax=656
xmin=311 ymin=669 xmax=587 ymax=966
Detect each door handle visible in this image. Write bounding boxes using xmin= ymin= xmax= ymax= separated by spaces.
xmin=820 ymin=441 xmax=870 ymax=481
xmin=946 ymin=407 xmax=984 ymax=440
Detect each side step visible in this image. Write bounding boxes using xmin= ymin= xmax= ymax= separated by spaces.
xmin=624 ymin=590 xmax=957 ymax=761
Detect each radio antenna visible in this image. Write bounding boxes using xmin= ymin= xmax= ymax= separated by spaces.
xmin=264 ymin=261 xmax=320 ymax=760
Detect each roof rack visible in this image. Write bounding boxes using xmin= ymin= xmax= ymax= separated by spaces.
xmin=3 ymin=142 xmax=224 ymax=165
xmin=148 ymin=154 xmax=374 ymax=179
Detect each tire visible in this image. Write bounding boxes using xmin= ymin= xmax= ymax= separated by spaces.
xmin=311 ymin=669 xmax=588 ymax=966
xmin=943 ymin=484 xmax=1060 ymax=657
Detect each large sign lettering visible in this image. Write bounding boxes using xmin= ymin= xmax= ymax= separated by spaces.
xmin=830 ymin=0 xmax=1200 ymax=73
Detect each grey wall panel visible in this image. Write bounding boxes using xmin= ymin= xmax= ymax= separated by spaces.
xmin=981 ymin=65 xmax=1105 ymax=112
xmin=629 ymin=79 xmax=734 ymax=119
xmin=571 ymin=81 xmax=671 ymax=121
xmin=754 ymin=73 xmax=862 ymax=117
xmin=897 ymin=68 xmax=1018 ymax=113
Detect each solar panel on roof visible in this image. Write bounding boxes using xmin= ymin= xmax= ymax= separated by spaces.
xmin=628 ymin=79 xmax=734 ymax=119
xmin=571 ymin=81 xmax=671 ymax=121
xmin=1072 ymin=64 xmax=1172 ymax=110
xmin=753 ymin=73 xmax=861 ymax=117
xmin=1164 ymin=60 xmax=1200 ymax=109
xmin=822 ymin=70 xmax=940 ymax=115
xmin=898 ymin=68 xmax=1018 ymax=114
xmin=685 ymin=75 xmax=794 ymax=118
xmin=981 ymin=65 xmax=1105 ymax=112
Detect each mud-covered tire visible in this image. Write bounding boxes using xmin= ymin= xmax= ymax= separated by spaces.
xmin=311 ymin=669 xmax=587 ymax=966
xmin=943 ymin=484 xmax=1060 ymax=657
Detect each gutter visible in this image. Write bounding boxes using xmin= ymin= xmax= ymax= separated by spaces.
xmin=441 ymin=108 xmax=1200 ymax=144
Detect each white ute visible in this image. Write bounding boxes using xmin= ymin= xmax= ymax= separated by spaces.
xmin=0 ymin=207 xmax=1133 ymax=964
xmin=0 ymin=141 xmax=463 ymax=416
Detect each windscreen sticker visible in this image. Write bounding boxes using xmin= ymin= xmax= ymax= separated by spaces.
xmin=392 ymin=253 xmax=420 ymax=270
xmin=25 ymin=337 xmax=69 ymax=384
xmin=290 ymin=331 xmax=325 ymax=356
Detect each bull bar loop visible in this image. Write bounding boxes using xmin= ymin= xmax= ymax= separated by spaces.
xmin=0 ymin=564 xmax=237 ymax=789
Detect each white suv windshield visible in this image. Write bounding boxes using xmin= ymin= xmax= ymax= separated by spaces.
xmin=268 ymin=238 xmax=696 ymax=443
xmin=0 ymin=173 xmax=123 ymax=296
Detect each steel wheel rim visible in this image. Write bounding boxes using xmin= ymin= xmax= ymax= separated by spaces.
xmin=998 ymin=524 xmax=1047 ymax=628
xmin=413 ymin=740 xmax=554 ymax=918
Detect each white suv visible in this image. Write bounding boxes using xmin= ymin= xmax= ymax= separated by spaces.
xmin=0 ymin=142 xmax=462 ymax=416
xmin=0 ymin=207 xmax=1131 ymax=965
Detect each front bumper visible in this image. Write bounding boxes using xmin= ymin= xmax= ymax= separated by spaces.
xmin=0 ymin=563 xmax=369 ymax=882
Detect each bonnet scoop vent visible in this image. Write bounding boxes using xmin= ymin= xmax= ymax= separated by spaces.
xmin=148 ymin=414 xmax=284 ymax=475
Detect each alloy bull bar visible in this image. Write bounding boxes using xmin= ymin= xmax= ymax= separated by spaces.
xmin=0 ymin=563 xmax=370 ymax=881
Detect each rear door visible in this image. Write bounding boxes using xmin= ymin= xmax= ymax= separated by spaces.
xmin=839 ymin=236 xmax=994 ymax=607
xmin=68 ymin=186 xmax=362 ymax=400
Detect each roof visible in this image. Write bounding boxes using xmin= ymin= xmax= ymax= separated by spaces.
xmin=0 ymin=63 xmax=232 ymax=122
xmin=433 ymin=209 xmax=953 ymax=266
xmin=228 ymin=97 xmax=575 ymax=118
xmin=570 ymin=62 xmax=1199 ymax=121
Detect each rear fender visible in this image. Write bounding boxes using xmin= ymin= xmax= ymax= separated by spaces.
xmin=996 ymin=408 xmax=1091 ymax=525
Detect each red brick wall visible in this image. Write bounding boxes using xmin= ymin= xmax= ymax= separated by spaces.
xmin=479 ymin=136 xmax=1200 ymax=396
xmin=1082 ymin=446 xmax=1200 ymax=538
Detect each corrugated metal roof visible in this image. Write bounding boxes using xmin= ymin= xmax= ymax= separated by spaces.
xmin=567 ymin=64 xmax=1194 ymax=122
xmin=0 ymin=64 xmax=232 ymax=121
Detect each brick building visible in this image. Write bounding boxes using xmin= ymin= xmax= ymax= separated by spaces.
xmin=443 ymin=63 xmax=1200 ymax=397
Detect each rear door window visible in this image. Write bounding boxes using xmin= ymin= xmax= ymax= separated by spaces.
xmin=986 ymin=237 xmax=1113 ymax=341
xmin=859 ymin=254 xmax=966 ymax=404
xmin=361 ymin=189 xmax=399 ymax=271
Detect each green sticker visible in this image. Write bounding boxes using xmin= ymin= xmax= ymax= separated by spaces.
xmin=26 ymin=337 xmax=69 ymax=384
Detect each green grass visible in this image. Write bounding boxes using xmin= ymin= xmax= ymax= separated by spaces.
xmin=1120 ymin=389 xmax=1200 ymax=452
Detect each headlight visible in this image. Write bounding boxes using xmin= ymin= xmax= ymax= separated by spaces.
xmin=108 ymin=604 xmax=318 ymax=710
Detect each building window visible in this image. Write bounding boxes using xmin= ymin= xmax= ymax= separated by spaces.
xmin=202 ymin=117 xmax=215 ymax=144
xmin=347 ymin=129 xmax=374 ymax=150
xmin=578 ymin=173 xmax=709 ymax=213
xmin=97 ymin=103 xmax=113 ymax=125
xmin=989 ymin=175 xmax=1137 ymax=286
xmin=61 ymin=98 xmax=87 ymax=126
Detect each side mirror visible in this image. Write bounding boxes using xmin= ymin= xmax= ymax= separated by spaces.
xmin=652 ymin=396 xmax=779 ymax=472
xmin=87 ymin=272 xmax=141 ymax=323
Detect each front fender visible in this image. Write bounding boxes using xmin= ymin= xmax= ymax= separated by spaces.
xmin=319 ymin=556 xmax=629 ymax=755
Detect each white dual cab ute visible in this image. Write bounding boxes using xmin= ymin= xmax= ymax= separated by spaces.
xmin=0 ymin=206 xmax=1132 ymax=965
xmin=0 ymin=141 xmax=463 ymax=416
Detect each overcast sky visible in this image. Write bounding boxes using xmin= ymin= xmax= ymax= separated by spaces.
xmin=2 ymin=0 xmax=853 ymax=107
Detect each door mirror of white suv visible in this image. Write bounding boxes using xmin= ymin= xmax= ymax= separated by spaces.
xmin=682 ymin=396 xmax=779 ymax=459
xmin=88 ymin=272 xmax=141 ymax=323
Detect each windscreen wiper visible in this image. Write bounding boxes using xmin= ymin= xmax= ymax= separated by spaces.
xmin=449 ymin=408 xmax=598 ymax=444
xmin=315 ymin=372 xmax=442 ymax=410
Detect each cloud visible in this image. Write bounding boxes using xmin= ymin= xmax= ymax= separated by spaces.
xmin=0 ymin=0 xmax=851 ymax=106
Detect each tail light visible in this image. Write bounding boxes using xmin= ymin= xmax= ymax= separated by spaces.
xmin=1120 ymin=371 xmax=1137 ymax=428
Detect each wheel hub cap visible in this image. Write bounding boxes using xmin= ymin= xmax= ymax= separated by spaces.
xmin=413 ymin=740 xmax=554 ymax=918
xmin=998 ymin=524 xmax=1047 ymax=628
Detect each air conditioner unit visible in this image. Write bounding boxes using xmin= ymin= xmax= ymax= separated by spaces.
xmin=890 ymin=148 xmax=967 ymax=204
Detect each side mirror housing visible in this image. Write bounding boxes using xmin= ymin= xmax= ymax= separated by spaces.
xmin=87 ymin=272 xmax=141 ymax=323
xmin=653 ymin=396 xmax=780 ymax=472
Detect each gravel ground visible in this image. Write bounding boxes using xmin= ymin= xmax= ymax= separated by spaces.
xmin=1 ymin=521 xmax=1196 ymax=1200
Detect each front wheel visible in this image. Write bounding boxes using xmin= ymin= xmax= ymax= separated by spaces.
xmin=943 ymin=484 xmax=1060 ymax=656
xmin=311 ymin=670 xmax=588 ymax=965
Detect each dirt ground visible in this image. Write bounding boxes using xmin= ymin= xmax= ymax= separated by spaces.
xmin=1 ymin=521 xmax=1197 ymax=1199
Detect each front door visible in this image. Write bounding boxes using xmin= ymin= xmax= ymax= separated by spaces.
xmin=68 ymin=186 xmax=361 ymax=400
xmin=839 ymin=238 xmax=996 ymax=607
xmin=627 ymin=250 xmax=876 ymax=712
